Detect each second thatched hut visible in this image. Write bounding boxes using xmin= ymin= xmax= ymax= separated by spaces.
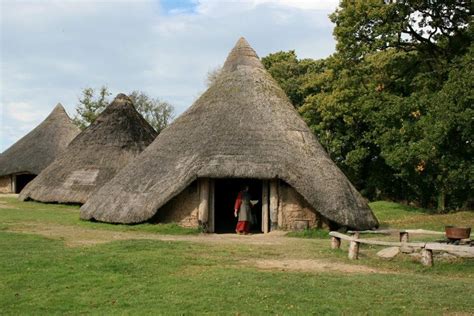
xmin=19 ymin=94 xmax=157 ymax=204
xmin=81 ymin=38 xmax=379 ymax=231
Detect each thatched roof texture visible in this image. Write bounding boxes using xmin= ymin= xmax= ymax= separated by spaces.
xmin=0 ymin=104 xmax=80 ymax=176
xmin=19 ymin=94 xmax=157 ymax=204
xmin=81 ymin=38 xmax=379 ymax=230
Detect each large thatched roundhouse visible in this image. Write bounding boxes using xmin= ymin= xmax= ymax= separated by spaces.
xmin=19 ymin=94 xmax=157 ymax=204
xmin=0 ymin=104 xmax=80 ymax=194
xmin=81 ymin=38 xmax=379 ymax=231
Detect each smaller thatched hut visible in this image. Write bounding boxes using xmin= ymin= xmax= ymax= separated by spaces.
xmin=19 ymin=94 xmax=157 ymax=204
xmin=0 ymin=104 xmax=80 ymax=193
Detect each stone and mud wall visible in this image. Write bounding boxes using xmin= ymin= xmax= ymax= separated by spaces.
xmin=0 ymin=176 xmax=12 ymax=193
xmin=153 ymin=180 xmax=200 ymax=228
xmin=277 ymin=181 xmax=328 ymax=230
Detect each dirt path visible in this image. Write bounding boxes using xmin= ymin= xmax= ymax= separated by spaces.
xmin=6 ymin=222 xmax=391 ymax=274
xmin=7 ymin=222 xmax=288 ymax=246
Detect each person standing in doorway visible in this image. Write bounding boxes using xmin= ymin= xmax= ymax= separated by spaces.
xmin=234 ymin=185 xmax=252 ymax=235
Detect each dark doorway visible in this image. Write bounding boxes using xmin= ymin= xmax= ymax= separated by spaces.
xmin=15 ymin=174 xmax=36 ymax=193
xmin=214 ymin=178 xmax=262 ymax=234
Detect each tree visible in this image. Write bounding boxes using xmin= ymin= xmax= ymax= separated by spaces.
xmin=128 ymin=91 xmax=174 ymax=134
xmin=262 ymin=0 xmax=472 ymax=210
xmin=73 ymin=86 xmax=111 ymax=130
xmin=206 ymin=66 xmax=222 ymax=87
xmin=73 ymin=87 xmax=174 ymax=134
xmin=262 ymin=51 xmax=322 ymax=108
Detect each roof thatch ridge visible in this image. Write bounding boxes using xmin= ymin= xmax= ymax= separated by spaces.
xmin=222 ymin=37 xmax=264 ymax=72
xmin=0 ymin=103 xmax=80 ymax=176
xmin=80 ymin=38 xmax=379 ymax=230
xmin=18 ymin=93 xmax=157 ymax=204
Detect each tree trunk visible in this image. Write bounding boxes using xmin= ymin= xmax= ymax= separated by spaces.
xmin=437 ymin=189 xmax=446 ymax=212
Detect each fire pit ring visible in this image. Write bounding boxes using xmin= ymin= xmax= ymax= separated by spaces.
xmin=445 ymin=226 xmax=471 ymax=240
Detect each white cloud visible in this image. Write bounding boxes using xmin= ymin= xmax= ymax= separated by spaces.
xmin=194 ymin=0 xmax=338 ymax=15
xmin=5 ymin=102 xmax=46 ymax=123
xmin=0 ymin=0 xmax=338 ymax=151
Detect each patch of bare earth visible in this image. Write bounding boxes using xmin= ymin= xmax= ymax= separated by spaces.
xmin=0 ymin=198 xmax=16 ymax=209
xmin=6 ymin=222 xmax=287 ymax=247
xmin=6 ymin=222 xmax=390 ymax=275
xmin=248 ymin=259 xmax=390 ymax=274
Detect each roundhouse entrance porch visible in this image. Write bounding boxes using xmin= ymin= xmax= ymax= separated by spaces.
xmin=198 ymin=178 xmax=281 ymax=234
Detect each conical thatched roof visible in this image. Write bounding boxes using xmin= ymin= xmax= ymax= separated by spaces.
xmin=81 ymin=38 xmax=379 ymax=230
xmin=19 ymin=94 xmax=157 ymax=204
xmin=0 ymin=104 xmax=80 ymax=177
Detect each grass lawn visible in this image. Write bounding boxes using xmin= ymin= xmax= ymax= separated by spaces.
xmin=0 ymin=195 xmax=473 ymax=315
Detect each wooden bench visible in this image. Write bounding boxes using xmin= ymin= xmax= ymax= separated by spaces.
xmin=329 ymin=231 xmax=474 ymax=266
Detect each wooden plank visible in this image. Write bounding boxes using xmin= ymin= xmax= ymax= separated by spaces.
xmin=261 ymin=180 xmax=269 ymax=233
xmin=357 ymin=239 xmax=426 ymax=249
xmin=329 ymin=232 xmax=426 ymax=248
xmin=347 ymin=230 xmax=393 ymax=235
xmin=348 ymin=229 xmax=445 ymax=236
xmin=425 ymin=243 xmax=474 ymax=254
xmin=403 ymin=229 xmax=445 ymax=236
xmin=329 ymin=231 xmax=353 ymax=241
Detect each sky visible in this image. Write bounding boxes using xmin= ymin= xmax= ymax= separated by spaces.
xmin=0 ymin=0 xmax=339 ymax=152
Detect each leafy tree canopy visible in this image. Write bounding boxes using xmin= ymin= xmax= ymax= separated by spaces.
xmin=73 ymin=87 xmax=174 ymax=134
xmin=262 ymin=0 xmax=472 ymax=211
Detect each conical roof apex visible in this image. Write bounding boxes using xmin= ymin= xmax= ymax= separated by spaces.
xmin=222 ymin=37 xmax=263 ymax=72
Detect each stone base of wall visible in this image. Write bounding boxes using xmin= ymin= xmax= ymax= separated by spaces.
xmin=153 ymin=178 xmax=329 ymax=232
xmin=278 ymin=182 xmax=329 ymax=231
xmin=0 ymin=176 xmax=12 ymax=194
xmin=153 ymin=180 xmax=200 ymax=228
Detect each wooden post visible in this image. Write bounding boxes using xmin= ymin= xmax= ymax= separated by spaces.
xmin=353 ymin=232 xmax=360 ymax=239
xmin=12 ymin=175 xmax=17 ymax=193
xmin=269 ymin=179 xmax=278 ymax=231
xmin=420 ymin=248 xmax=433 ymax=267
xmin=348 ymin=240 xmax=360 ymax=260
xmin=198 ymin=178 xmax=209 ymax=229
xmin=331 ymin=236 xmax=341 ymax=249
xmin=400 ymin=232 xmax=409 ymax=243
xmin=261 ymin=180 xmax=269 ymax=233
xmin=208 ymin=179 xmax=215 ymax=233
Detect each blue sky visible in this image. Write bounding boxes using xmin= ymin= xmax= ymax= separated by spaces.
xmin=0 ymin=0 xmax=339 ymax=152
xmin=160 ymin=0 xmax=197 ymax=14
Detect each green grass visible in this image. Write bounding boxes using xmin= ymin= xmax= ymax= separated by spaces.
xmin=371 ymin=200 xmax=474 ymax=231
xmin=286 ymin=227 xmax=329 ymax=239
xmin=0 ymin=196 xmax=473 ymax=314
xmin=0 ymin=197 xmax=199 ymax=235
xmin=1 ymin=231 xmax=473 ymax=315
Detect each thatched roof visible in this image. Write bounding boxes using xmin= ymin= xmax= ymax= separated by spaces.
xmin=0 ymin=104 xmax=80 ymax=177
xmin=19 ymin=94 xmax=157 ymax=204
xmin=80 ymin=38 xmax=379 ymax=230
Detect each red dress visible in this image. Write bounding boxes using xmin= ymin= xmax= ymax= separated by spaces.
xmin=234 ymin=191 xmax=251 ymax=233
